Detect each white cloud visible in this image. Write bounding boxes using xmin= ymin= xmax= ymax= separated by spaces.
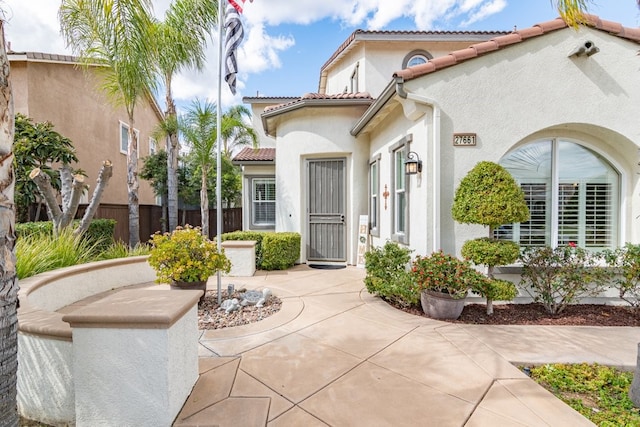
xmin=1 ymin=0 xmax=508 ymax=107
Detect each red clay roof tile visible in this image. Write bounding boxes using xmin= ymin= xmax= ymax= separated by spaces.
xmin=393 ymin=16 xmax=640 ymax=83
xmin=233 ymin=147 xmax=276 ymax=162
xmin=264 ymin=92 xmax=373 ymax=114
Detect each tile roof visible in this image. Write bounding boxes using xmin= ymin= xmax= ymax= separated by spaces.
xmin=233 ymin=147 xmax=276 ymax=162
xmin=9 ymin=51 xmax=80 ymax=64
xmin=394 ymin=15 xmax=640 ymax=82
xmin=321 ymin=29 xmax=511 ymax=72
xmin=263 ymin=92 xmax=373 ymax=114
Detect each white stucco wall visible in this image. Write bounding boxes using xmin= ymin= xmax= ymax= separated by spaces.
xmin=275 ymin=106 xmax=370 ymax=264
xmin=369 ymin=26 xmax=640 ymax=257
xmin=17 ymin=335 xmax=74 ymax=425
xmin=72 ymin=306 xmax=199 ymax=427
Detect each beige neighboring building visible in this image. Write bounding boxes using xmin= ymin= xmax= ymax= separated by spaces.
xmin=10 ymin=51 xmax=164 ymax=206
xmin=243 ymin=16 xmax=640 ymax=278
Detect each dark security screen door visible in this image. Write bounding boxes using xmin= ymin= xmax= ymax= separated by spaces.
xmin=307 ymin=158 xmax=346 ymax=262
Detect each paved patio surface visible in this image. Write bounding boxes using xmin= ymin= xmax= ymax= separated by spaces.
xmin=173 ymin=264 xmax=640 ymax=427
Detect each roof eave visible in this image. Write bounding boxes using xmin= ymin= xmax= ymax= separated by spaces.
xmin=351 ymin=80 xmax=397 ymax=136
xmin=262 ymin=97 xmax=374 ymax=137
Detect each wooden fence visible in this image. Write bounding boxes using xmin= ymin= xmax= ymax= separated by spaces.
xmin=73 ymin=204 xmax=243 ymax=243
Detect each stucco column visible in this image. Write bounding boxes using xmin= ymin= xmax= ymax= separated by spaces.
xmin=63 ymin=289 xmax=202 ymax=427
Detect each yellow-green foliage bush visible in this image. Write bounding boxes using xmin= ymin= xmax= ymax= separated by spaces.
xmin=149 ymin=225 xmax=230 ymax=283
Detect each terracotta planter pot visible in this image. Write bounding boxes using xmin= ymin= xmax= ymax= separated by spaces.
xmin=170 ymin=280 xmax=207 ymax=304
xmin=420 ymin=290 xmax=466 ymax=320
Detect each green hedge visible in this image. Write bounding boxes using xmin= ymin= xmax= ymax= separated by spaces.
xmin=261 ymin=232 xmax=300 ymax=271
xmin=220 ymin=231 xmax=301 ymax=270
xmin=16 ymin=219 xmax=116 ymax=250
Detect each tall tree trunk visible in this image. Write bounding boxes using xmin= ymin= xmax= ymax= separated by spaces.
xmin=75 ymin=160 xmax=113 ymax=236
xmin=200 ymin=167 xmax=209 ymax=237
xmin=29 ymin=168 xmax=63 ymax=233
xmin=165 ymin=76 xmax=178 ymax=232
xmin=0 ymin=18 xmax=18 ymax=427
xmin=127 ymin=118 xmax=140 ymax=247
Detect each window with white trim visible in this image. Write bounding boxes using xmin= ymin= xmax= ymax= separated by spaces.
xmin=369 ymin=155 xmax=381 ymax=237
xmin=402 ymin=49 xmax=433 ymax=69
xmin=390 ymin=136 xmax=411 ymax=244
xmin=251 ymin=177 xmax=276 ymax=228
xmin=149 ymin=137 xmax=157 ymax=155
xmin=495 ymin=139 xmax=619 ymax=249
xmin=119 ymin=121 xmax=140 ymax=156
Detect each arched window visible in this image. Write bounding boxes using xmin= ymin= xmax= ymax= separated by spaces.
xmin=402 ymin=50 xmax=433 ymax=69
xmin=496 ymin=139 xmax=619 ymax=249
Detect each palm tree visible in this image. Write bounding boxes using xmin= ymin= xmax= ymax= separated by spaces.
xmin=59 ymin=0 xmax=157 ymax=247
xmin=180 ymin=99 xmax=217 ymax=237
xmin=220 ymin=105 xmax=258 ymax=157
xmin=0 ymin=15 xmax=18 ymax=427
xmin=554 ymin=1 xmax=640 ymax=26
xmin=180 ymin=100 xmax=257 ymax=236
xmin=152 ymin=0 xmax=217 ymax=232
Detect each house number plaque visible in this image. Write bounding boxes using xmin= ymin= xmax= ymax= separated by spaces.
xmin=453 ymin=133 xmax=477 ymax=146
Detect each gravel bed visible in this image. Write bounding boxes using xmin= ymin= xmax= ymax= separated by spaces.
xmin=198 ymin=290 xmax=282 ymax=330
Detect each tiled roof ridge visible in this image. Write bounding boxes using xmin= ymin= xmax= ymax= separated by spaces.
xmin=233 ymin=147 xmax=276 ymax=162
xmin=321 ymin=28 xmax=510 ymax=72
xmin=394 ymin=15 xmax=640 ymax=82
xmin=263 ymin=92 xmax=373 ymax=113
xmin=9 ymin=51 xmax=79 ymax=63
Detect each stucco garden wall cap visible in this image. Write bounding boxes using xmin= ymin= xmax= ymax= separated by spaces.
xmin=18 ymin=255 xmax=150 ymax=297
xmin=62 ymin=289 xmax=202 ymax=329
xmin=393 ymin=15 xmax=640 ymax=82
xmin=18 ymin=308 xmax=73 ymax=341
xmin=17 ymin=256 xmax=152 ymax=339
xmin=221 ymin=240 xmax=257 ymax=248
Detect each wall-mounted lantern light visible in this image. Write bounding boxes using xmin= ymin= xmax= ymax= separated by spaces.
xmin=405 ymin=151 xmax=422 ymax=175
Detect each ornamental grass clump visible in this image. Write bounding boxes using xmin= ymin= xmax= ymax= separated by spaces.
xmin=411 ymin=251 xmax=487 ymax=300
xmin=148 ymin=225 xmax=231 ymax=284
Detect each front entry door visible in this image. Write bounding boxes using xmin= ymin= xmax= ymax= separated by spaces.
xmin=307 ymin=158 xmax=346 ymax=262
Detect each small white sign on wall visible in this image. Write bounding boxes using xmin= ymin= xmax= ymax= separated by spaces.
xmin=357 ymin=215 xmax=369 ymax=268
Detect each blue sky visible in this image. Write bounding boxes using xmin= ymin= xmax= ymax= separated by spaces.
xmin=3 ymin=0 xmax=640 ymax=108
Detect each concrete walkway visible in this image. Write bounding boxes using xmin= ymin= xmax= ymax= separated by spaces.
xmin=173 ymin=265 xmax=640 ymax=427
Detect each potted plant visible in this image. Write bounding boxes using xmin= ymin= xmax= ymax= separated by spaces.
xmin=411 ymin=251 xmax=487 ymax=319
xmin=148 ymin=225 xmax=231 ymax=302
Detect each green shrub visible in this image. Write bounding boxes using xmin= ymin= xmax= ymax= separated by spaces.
xmin=16 ymin=218 xmax=116 ymax=250
xmin=149 ymin=226 xmax=230 ymax=283
xmin=261 ymin=232 xmax=300 ymax=270
xmin=603 ymin=243 xmax=640 ymax=309
xmin=364 ymin=241 xmax=417 ymax=307
xmin=471 ymin=278 xmax=518 ymax=302
xmin=16 ymin=228 xmax=101 ymax=279
xmin=451 ymin=161 xmax=529 ymax=229
xmin=411 ymin=251 xmax=486 ymax=300
xmin=221 ymin=231 xmax=266 ymax=268
xmin=461 ymin=238 xmax=520 ymax=267
xmin=519 ymin=245 xmax=609 ymax=314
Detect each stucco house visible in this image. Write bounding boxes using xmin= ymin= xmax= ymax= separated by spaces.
xmin=9 ymin=51 xmax=163 ymax=207
xmin=241 ymin=15 xmax=640 ymax=269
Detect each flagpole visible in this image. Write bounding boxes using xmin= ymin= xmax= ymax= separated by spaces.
xmin=216 ymin=0 xmax=224 ymax=305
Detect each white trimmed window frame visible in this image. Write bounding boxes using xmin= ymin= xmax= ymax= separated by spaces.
xmin=497 ymin=138 xmax=620 ymax=250
xmin=389 ymin=135 xmax=411 ymax=245
xmin=119 ymin=121 xmax=140 ymax=157
xmin=369 ymin=154 xmax=381 ymax=237
xmin=250 ymin=176 xmax=276 ymax=229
